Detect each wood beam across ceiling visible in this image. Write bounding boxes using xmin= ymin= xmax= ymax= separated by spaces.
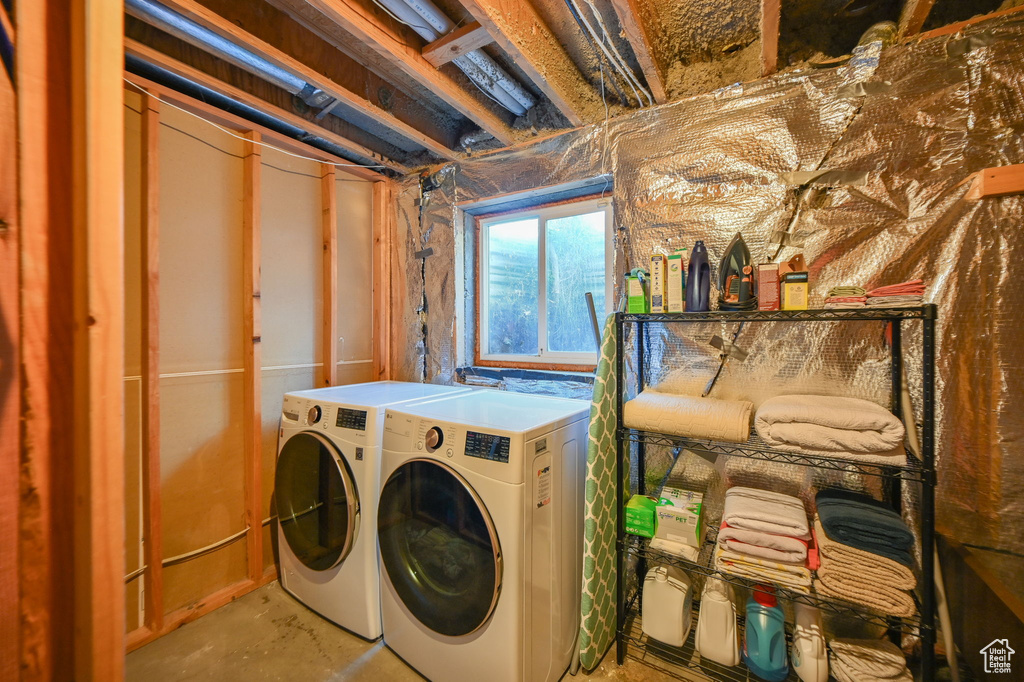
xmin=605 ymin=0 xmax=666 ymax=104
xmin=132 ymin=0 xmax=458 ymax=159
xmin=305 ymin=0 xmax=515 ymax=145
xmin=458 ymin=0 xmax=593 ymax=126
xmin=422 ymin=21 xmax=491 ymax=69
xmin=124 ymin=38 xmax=409 ymax=174
xmin=898 ymin=0 xmax=936 ymax=37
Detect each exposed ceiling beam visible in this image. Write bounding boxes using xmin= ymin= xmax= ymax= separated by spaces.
xmin=965 ymin=164 xmax=1024 ymax=201
xmin=305 ymin=0 xmax=515 ymax=145
xmin=125 ymin=38 xmax=410 ymax=174
xmin=760 ymin=0 xmax=780 ymax=76
xmin=128 ymin=0 xmax=457 ymax=159
xmin=458 ymin=0 xmax=594 ymax=126
xmin=605 ymin=0 xmax=666 ymax=104
xmin=912 ymin=3 xmax=1024 ymax=41
xmin=422 ymin=21 xmax=491 ymax=69
xmin=898 ymin=0 xmax=936 ymax=37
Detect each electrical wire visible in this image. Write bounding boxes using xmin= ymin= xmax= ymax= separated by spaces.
xmin=565 ymin=0 xmax=646 ymax=107
xmin=124 ymin=78 xmax=389 ymax=170
xmin=368 ymin=0 xmax=436 ymax=37
xmin=581 ymin=0 xmax=653 ymax=106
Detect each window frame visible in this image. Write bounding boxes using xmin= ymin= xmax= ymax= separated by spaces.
xmin=474 ymin=194 xmax=613 ymax=371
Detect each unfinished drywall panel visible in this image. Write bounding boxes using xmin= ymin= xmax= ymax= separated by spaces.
xmin=336 ymin=176 xmax=374 ymax=366
xmin=260 ymin=148 xmax=322 ymax=369
xmin=158 ymin=105 xmax=247 ymax=615
xmin=123 ymin=88 xmax=145 ymax=632
xmin=158 ymin=106 xmax=244 ymax=374
xmin=159 ymin=373 xmax=248 ymax=613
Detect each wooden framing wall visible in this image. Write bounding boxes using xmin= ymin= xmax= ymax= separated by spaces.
xmin=120 ymin=78 xmax=393 ymax=653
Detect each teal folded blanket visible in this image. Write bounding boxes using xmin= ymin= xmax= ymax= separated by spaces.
xmin=815 ymin=489 xmax=914 ymax=567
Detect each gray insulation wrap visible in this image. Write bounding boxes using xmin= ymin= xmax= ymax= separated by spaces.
xmin=393 ymin=13 xmax=1024 ymax=555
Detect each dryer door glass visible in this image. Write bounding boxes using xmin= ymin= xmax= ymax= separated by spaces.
xmin=276 ymin=432 xmax=359 ymax=571
xmin=378 ymin=459 xmax=502 ymax=637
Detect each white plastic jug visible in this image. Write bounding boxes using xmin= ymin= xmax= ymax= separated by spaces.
xmin=641 ymin=565 xmax=693 ymax=646
xmin=791 ymin=603 xmax=828 ymax=682
xmin=695 ymin=577 xmax=740 ymax=666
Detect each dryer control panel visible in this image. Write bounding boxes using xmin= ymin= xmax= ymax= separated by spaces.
xmin=465 ymin=431 xmax=511 ymax=463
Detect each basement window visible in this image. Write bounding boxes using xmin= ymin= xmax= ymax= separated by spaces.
xmin=476 ymin=196 xmax=612 ymax=370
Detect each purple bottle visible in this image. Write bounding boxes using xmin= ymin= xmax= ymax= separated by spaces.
xmin=686 ymin=241 xmax=710 ymax=312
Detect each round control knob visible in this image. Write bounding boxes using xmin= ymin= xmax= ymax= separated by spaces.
xmin=425 ymin=426 xmax=444 ymax=452
xmin=307 ymin=405 xmax=321 ymax=425
xmin=416 ymin=441 xmax=424 ymax=450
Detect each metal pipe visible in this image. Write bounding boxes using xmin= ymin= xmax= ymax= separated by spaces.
xmin=125 ymin=0 xmax=332 ymax=108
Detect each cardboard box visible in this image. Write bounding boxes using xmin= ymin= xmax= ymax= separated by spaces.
xmin=667 ymin=250 xmax=687 ymax=312
xmin=626 ymin=276 xmax=648 ymax=313
xmin=783 ymin=281 xmax=809 ymax=310
xmin=624 ymin=495 xmax=657 ymax=538
xmin=654 ymin=487 xmax=704 ymax=548
xmin=649 ymin=255 xmax=667 ymax=313
xmin=757 ymin=263 xmax=780 ymax=311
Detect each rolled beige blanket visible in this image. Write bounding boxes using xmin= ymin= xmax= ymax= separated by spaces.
xmin=624 ymin=390 xmax=752 ymax=443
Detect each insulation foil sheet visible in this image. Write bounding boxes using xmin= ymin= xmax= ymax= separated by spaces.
xmin=396 ymin=13 xmax=1024 ymax=554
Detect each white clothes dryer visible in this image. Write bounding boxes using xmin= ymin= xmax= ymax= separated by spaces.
xmin=275 ymin=381 xmax=470 ymax=640
xmin=378 ymin=389 xmax=589 ymax=682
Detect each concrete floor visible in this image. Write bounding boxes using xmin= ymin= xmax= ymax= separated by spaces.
xmin=127 ymin=581 xmax=685 ymax=682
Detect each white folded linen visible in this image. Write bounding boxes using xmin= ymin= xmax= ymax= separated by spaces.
xmin=718 ymin=524 xmax=808 ymax=564
xmin=754 ymin=394 xmax=905 ymax=456
xmin=623 ymin=390 xmax=752 ymax=443
xmin=721 ymin=486 xmax=810 ymax=540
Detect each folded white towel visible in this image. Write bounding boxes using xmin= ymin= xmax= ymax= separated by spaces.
xmin=714 ymin=546 xmax=812 ymax=593
xmin=624 ymin=390 xmax=752 ymax=443
xmin=718 ymin=524 xmax=808 ymax=564
xmin=755 ymin=395 xmax=905 ymax=455
xmin=830 ymin=638 xmax=911 ymax=681
xmin=722 ymin=486 xmax=810 ymax=540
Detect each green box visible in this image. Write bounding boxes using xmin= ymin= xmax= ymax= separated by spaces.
xmin=626 ymin=276 xmax=648 ymax=314
xmin=624 ymin=495 xmax=658 ymax=537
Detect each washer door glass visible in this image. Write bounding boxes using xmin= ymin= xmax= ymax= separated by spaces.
xmin=275 ymin=432 xmax=359 ymax=571
xmin=378 ymin=459 xmax=502 ymax=637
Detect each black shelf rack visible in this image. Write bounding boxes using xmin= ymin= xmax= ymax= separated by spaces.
xmin=614 ymin=304 xmax=938 ymax=680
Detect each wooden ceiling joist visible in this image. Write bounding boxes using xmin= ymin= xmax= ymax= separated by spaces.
xmin=305 ymin=0 xmax=515 ymax=145
xmin=124 ymin=38 xmax=409 ymax=175
xmin=458 ymin=0 xmax=593 ymax=127
xmin=606 ymin=0 xmax=666 ymax=104
xmin=898 ymin=0 xmax=937 ymax=37
xmin=760 ymin=0 xmax=780 ymax=76
xmin=422 ymin=21 xmax=491 ymax=69
xmin=128 ymin=0 xmax=457 ymax=159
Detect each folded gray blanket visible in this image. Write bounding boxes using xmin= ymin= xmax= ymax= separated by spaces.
xmin=816 ymin=488 xmax=914 ymax=566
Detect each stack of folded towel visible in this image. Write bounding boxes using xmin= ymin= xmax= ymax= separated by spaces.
xmin=714 ymin=486 xmax=812 ymax=593
xmin=824 ymin=286 xmax=867 ymax=309
xmin=866 ymin=279 xmax=925 ymax=307
xmin=813 ymin=489 xmax=917 ymax=616
xmin=754 ymin=394 xmax=907 ymax=466
xmin=829 ymin=638 xmax=912 ymax=682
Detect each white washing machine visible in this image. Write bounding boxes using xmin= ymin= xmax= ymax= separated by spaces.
xmin=378 ymin=390 xmax=589 ymax=682
xmin=275 ymin=381 xmax=471 ymax=640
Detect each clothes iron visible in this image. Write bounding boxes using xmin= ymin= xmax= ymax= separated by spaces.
xmin=718 ymin=233 xmax=757 ymax=311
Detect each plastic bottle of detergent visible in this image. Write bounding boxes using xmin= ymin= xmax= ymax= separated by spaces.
xmin=791 ymin=604 xmax=828 ymax=682
xmin=641 ymin=565 xmax=693 ymax=646
xmin=694 ymin=577 xmax=739 ymax=666
xmin=686 ymin=241 xmax=710 ymax=312
xmin=742 ymin=586 xmax=788 ymax=682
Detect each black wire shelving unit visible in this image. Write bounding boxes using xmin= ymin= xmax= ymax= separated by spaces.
xmin=614 ymin=305 xmax=938 ymax=681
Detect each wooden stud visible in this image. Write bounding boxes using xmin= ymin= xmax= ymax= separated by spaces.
xmin=124 ymin=74 xmax=383 ymax=183
xmin=321 ymin=164 xmax=338 ymax=388
xmin=131 ymin=0 xmax=457 ymax=159
xmin=124 ymin=38 xmax=409 ymax=175
xmin=913 ymin=4 xmax=1024 ymax=41
xmin=139 ymin=92 xmax=165 ymax=634
xmin=965 ymin=164 xmax=1024 ymax=201
xmin=458 ymin=0 xmax=593 ymax=126
xmin=0 ymin=17 xmax=18 ymax=681
xmin=760 ymin=0 xmax=781 ymax=76
xmin=422 ymin=21 xmax=492 ymax=68
xmin=372 ymin=180 xmax=394 ymax=381
xmin=305 ymin=0 xmax=515 ymax=144
xmin=126 ymin=578 xmax=256 ymax=652
xmin=70 ymin=0 xmax=126 ymax=677
xmin=898 ymin=0 xmax=937 ymax=37
xmin=242 ymin=131 xmax=263 ymax=586
xmin=604 ymin=0 xmax=667 ymax=104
